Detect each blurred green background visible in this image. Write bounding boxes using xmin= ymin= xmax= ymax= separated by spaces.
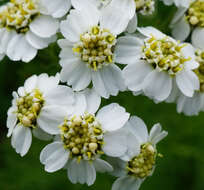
xmin=1 ymin=0 xmax=204 ymax=190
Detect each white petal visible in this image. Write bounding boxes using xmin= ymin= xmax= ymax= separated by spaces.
xmin=11 ymin=125 xmax=32 ymax=156
xmin=83 ymin=88 xmax=101 ymax=114
xmin=60 ymin=9 xmax=97 ymax=42
xmin=60 ymin=61 xmax=91 ymax=91
xmin=112 ymin=176 xmax=143 ymax=190
xmin=30 ymin=15 xmax=59 ymax=38
xmin=24 ymin=75 xmax=37 ymax=93
xmin=41 ymin=0 xmax=71 ymax=18
xmin=45 ymin=85 xmax=75 ymax=107
xmin=109 ymin=0 xmax=136 ymax=19
xmin=126 ymin=13 xmax=138 ymax=33
xmin=0 ymin=30 xmax=15 ymax=54
xmin=176 ymin=70 xmax=200 ymax=97
xmin=143 ymin=70 xmax=172 ymax=102
xmin=97 ymin=103 xmax=130 ymax=131
xmin=192 ymin=27 xmax=204 ymax=49
xmin=170 ymin=8 xmax=187 ymax=26
xmin=36 ymin=73 xmax=59 ymax=94
xmin=71 ymin=0 xmax=100 ymax=25
xmin=37 ymin=105 xmax=67 ymax=135
xmin=40 ymin=141 xmax=69 ymax=172
xmin=115 ymin=36 xmax=143 ymax=64
xmin=32 ymin=127 xmax=53 ymax=141
xmin=137 ymin=27 xmax=166 ymax=39
xmin=127 ymin=116 xmax=148 ymax=143
xmin=26 ymin=31 xmax=57 ymax=49
xmin=103 ymin=129 xmax=127 ymax=157
xmin=67 ymin=159 xmax=96 ymax=186
xmin=123 ymin=61 xmax=152 ymax=92
xmin=100 ymin=5 xmax=129 ymax=35
xmin=93 ymin=158 xmax=113 ymax=173
xmin=7 ymin=34 xmax=37 ymax=62
xmin=7 ymin=107 xmax=17 ymax=137
xmin=73 ymin=92 xmax=87 ymax=115
xmin=172 ymin=16 xmax=190 ymax=41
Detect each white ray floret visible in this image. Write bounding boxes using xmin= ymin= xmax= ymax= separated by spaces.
xmin=116 ymin=27 xmax=200 ymax=102
xmin=58 ymin=0 xmax=130 ymax=98
xmin=111 ymin=116 xmax=168 ymax=190
xmin=0 ymin=0 xmax=71 ymax=62
xmin=7 ymin=73 xmax=75 ymax=156
xmin=40 ymin=89 xmax=130 ymax=186
xmin=170 ymin=0 xmax=204 ymax=49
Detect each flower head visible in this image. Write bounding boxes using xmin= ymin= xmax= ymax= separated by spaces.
xmin=111 ymin=116 xmax=168 ymax=190
xmin=7 ymin=73 xmax=75 ymax=156
xmin=58 ymin=0 xmax=128 ymax=98
xmin=116 ymin=27 xmax=200 ymax=102
xmin=40 ymin=89 xmax=130 ymax=186
xmin=0 ymin=0 xmax=71 ymax=62
xmin=170 ymin=0 xmax=204 ymax=49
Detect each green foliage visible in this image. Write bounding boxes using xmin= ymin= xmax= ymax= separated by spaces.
xmin=0 ymin=1 xmax=204 ymax=190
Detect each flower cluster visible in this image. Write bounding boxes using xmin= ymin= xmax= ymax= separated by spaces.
xmin=4 ymin=0 xmax=204 ymax=189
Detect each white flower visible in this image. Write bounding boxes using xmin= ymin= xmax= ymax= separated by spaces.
xmin=40 ymin=89 xmax=130 ymax=186
xmin=0 ymin=0 xmax=71 ymax=62
xmin=161 ymin=0 xmax=191 ymax=8
xmin=0 ymin=53 xmax=4 ymax=61
xmin=175 ymin=49 xmax=204 ymax=115
xmin=170 ymin=0 xmax=204 ymax=49
xmin=7 ymin=73 xmax=75 ymax=156
xmin=116 ymin=27 xmax=200 ymax=102
xmin=111 ymin=116 xmax=168 ymax=190
xmin=58 ymin=0 xmax=130 ymax=98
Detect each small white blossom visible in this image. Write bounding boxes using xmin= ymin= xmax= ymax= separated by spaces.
xmin=40 ymin=89 xmax=130 ymax=186
xmin=111 ymin=116 xmax=168 ymax=190
xmin=116 ymin=27 xmax=200 ymax=102
xmin=170 ymin=0 xmax=204 ymax=49
xmin=0 ymin=0 xmax=71 ymax=62
xmin=7 ymin=73 xmax=75 ymax=156
xmin=58 ymin=0 xmax=129 ymax=98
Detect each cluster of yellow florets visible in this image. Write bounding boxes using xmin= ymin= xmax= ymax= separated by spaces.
xmin=127 ymin=143 xmax=156 ymax=179
xmin=16 ymin=89 xmax=44 ymax=128
xmin=195 ymin=50 xmax=204 ymax=92
xmin=186 ymin=0 xmax=204 ymax=27
xmin=73 ymin=26 xmax=116 ymax=71
xmin=59 ymin=113 xmax=104 ymax=162
xmin=0 ymin=0 xmax=39 ymax=33
xmin=142 ymin=35 xmax=190 ymax=75
xmin=135 ymin=0 xmax=155 ymax=15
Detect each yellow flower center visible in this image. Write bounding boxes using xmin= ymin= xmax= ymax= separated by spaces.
xmin=186 ymin=0 xmax=204 ymax=27
xmin=59 ymin=113 xmax=104 ymax=162
xmin=73 ymin=26 xmax=116 ymax=71
xmin=135 ymin=0 xmax=155 ymax=15
xmin=127 ymin=143 xmax=156 ymax=179
xmin=0 ymin=0 xmax=39 ymax=33
xmin=16 ymin=89 xmax=44 ymax=128
xmin=194 ymin=50 xmax=204 ymax=92
xmin=142 ymin=35 xmax=190 ymax=76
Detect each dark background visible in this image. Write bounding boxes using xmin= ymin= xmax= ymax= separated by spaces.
xmin=1 ymin=0 xmax=204 ymax=189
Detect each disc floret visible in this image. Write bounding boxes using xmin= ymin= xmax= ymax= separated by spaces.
xmin=127 ymin=143 xmax=156 ymax=179
xmin=0 ymin=0 xmax=39 ymax=33
xmin=73 ymin=26 xmax=116 ymax=71
xmin=142 ymin=35 xmax=190 ymax=76
xmin=16 ymin=89 xmax=44 ymax=128
xmin=186 ymin=0 xmax=204 ymax=27
xmin=59 ymin=113 xmax=105 ymax=162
